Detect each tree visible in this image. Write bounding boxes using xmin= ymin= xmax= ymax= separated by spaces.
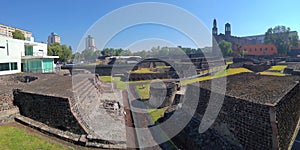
xmin=59 ymin=44 xmax=72 ymax=62
xmin=264 ymin=25 xmax=299 ymax=55
xmin=12 ymin=30 xmax=25 ymax=40
xmin=218 ymin=40 xmax=233 ymax=56
xmin=48 ymin=43 xmax=61 ymax=56
xmin=82 ymin=49 xmax=98 ymax=62
xmin=48 ymin=43 xmax=72 ymax=62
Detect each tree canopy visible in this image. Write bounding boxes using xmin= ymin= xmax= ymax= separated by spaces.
xmin=12 ymin=30 xmax=25 ymax=40
xmin=48 ymin=43 xmax=72 ymax=62
xmin=218 ymin=40 xmax=233 ymax=56
xmin=264 ymin=25 xmax=299 ymax=55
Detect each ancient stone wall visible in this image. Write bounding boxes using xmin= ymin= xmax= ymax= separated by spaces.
xmin=149 ymin=82 xmax=177 ymax=108
xmin=0 ymin=94 xmax=19 ymax=123
xmin=172 ymin=85 xmax=275 ymax=149
xmin=13 ymin=90 xmax=86 ymax=135
xmin=275 ymin=83 xmax=300 ymax=149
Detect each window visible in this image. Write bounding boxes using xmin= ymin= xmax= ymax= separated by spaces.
xmin=0 ymin=63 xmax=9 ymax=71
xmin=25 ymin=45 xmax=33 ymax=56
xmin=260 ymin=48 xmax=262 ymax=51
xmin=10 ymin=62 xmax=18 ymax=70
xmin=271 ymin=48 xmax=273 ymax=51
xmin=255 ymin=48 xmax=257 ymax=51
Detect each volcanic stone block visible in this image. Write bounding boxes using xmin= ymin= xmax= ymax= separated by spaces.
xmin=13 ymin=90 xmax=86 ymax=135
xmin=149 ymin=82 xmax=177 ymax=108
xmin=169 ymin=73 xmax=300 ymax=149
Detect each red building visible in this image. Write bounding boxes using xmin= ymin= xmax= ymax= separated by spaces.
xmin=234 ymin=44 xmax=277 ymax=56
xmin=289 ymin=41 xmax=300 ymax=57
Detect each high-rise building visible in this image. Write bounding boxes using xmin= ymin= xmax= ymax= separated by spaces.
xmin=85 ymin=35 xmax=96 ymax=51
xmin=0 ymin=24 xmax=32 ymax=40
xmin=47 ymin=32 xmax=60 ymax=45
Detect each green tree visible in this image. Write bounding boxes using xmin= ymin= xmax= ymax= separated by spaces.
xmin=59 ymin=44 xmax=72 ymax=62
xmin=72 ymin=52 xmax=82 ymax=61
xmin=48 ymin=43 xmax=72 ymax=62
xmin=82 ymin=49 xmax=97 ymax=62
xmin=48 ymin=43 xmax=61 ymax=56
xmin=218 ymin=40 xmax=233 ymax=56
xmin=264 ymin=26 xmax=299 ymax=55
xmin=12 ymin=30 xmax=25 ymax=40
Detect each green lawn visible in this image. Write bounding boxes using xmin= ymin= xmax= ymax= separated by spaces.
xmin=100 ymin=76 xmax=126 ymax=90
xmin=131 ymin=68 xmax=157 ymax=74
xmin=268 ymin=65 xmax=287 ymax=71
xmin=259 ymin=71 xmax=286 ymax=76
xmin=156 ymin=66 xmax=171 ymax=69
xmin=0 ymin=126 xmax=69 ymax=150
xmin=226 ymin=61 xmax=233 ymax=65
xmin=148 ymin=108 xmax=168 ymax=123
xmin=181 ymin=68 xmax=252 ymax=85
xmin=135 ymin=84 xmax=150 ymax=100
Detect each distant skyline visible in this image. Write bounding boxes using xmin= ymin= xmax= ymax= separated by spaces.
xmin=0 ymin=0 xmax=299 ymax=52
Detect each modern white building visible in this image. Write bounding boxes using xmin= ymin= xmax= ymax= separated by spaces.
xmin=0 ymin=37 xmax=58 ymax=75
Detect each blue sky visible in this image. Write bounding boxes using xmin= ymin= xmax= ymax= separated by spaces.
xmin=1 ymin=0 xmax=299 ymax=52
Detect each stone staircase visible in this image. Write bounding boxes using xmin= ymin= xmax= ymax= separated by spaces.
xmin=70 ymin=74 xmax=101 ymax=135
xmin=70 ymin=73 xmax=126 ymax=147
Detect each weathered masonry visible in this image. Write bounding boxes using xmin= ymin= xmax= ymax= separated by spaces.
xmin=169 ymin=73 xmax=300 ymax=149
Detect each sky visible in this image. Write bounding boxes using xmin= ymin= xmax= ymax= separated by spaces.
xmin=0 ymin=0 xmax=299 ymax=52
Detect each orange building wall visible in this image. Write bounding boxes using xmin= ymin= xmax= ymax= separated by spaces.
xmin=234 ymin=44 xmax=277 ymax=56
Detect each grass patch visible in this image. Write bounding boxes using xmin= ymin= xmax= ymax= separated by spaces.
xmin=148 ymin=108 xmax=168 ymax=123
xmin=135 ymin=84 xmax=150 ymax=99
xmin=0 ymin=126 xmax=69 ymax=150
xmin=131 ymin=68 xmax=157 ymax=74
xmin=99 ymin=76 xmax=113 ymax=82
xmin=214 ymin=68 xmax=252 ymax=77
xmin=259 ymin=72 xmax=286 ymax=76
xmin=100 ymin=76 xmax=126 ymax=90
xmin=268 ymin=65 xmax=287 ymax=71
xmin=226 ymin=61 xmax=233 ymax=65
xmin=181 ymin=68 xmax=252 ymax=85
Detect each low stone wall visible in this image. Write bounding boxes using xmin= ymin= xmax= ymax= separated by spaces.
xmin=13 ymin=90 xmax=86 ymax=135
xmin=123 ymin=72 xmax=179 ymax=81
xmin=167 ymin=81 xmax=300 ymax=149
xmin=0 ymin=94 xmax=19 ymax=124
xmin=0 ymin=94 xmax=16 ymax=112
xmin=0 ymin=108 xmax=19 ymax=124
xmin=275 ymin=83 xmax=300 ymax=148
xmin=243 ymin=62 xmax=270 ymax=72
xmin=149 ymin=82 xmax=177 ymax=108
xmin=189 ymin=86 xmax=273 ymax=149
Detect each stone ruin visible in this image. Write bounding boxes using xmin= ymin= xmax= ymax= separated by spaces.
xmin=159 ymin=73 xmax=300 ymax=149
xmin=7 ymin=73 xmax=127 ymax=149
xmin=148 ymin=81 xmax=178 ymax=108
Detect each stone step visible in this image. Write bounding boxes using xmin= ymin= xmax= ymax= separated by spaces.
xmin=77 ymin=84 xmax=96 ymax=104
xmin=73 ymin=79 xmax=91 ymax=94
xmin=72 ymin=77 xmax=90 ymax=90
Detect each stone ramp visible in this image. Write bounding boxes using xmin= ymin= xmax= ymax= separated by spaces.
xmin=71 ymin=74 xmax=126 ymax=145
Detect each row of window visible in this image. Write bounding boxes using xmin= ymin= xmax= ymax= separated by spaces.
xmin=0 ymin=62 xmax=18 ymax=71
xmin=244 ymin=47 xmax=274 ymax=52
